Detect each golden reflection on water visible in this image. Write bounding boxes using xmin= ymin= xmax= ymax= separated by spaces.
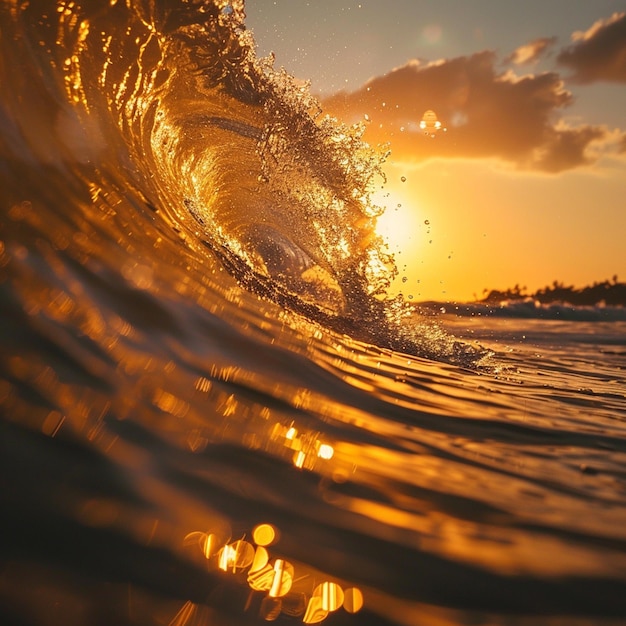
xmin=273 ymin=422 xmax=335 ymax=471
xmin=178 ymin=522 xmax=363 ymax=625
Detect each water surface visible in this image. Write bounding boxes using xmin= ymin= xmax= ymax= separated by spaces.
xmin=1 ymin=2 xmax=626 ymax=625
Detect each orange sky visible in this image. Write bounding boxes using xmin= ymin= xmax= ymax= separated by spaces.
xmin=247 ymin=3 xmax=626 ymax=302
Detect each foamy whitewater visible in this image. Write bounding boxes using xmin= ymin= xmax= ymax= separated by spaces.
xmin=1 ymin=2 xmax=625 ymax=625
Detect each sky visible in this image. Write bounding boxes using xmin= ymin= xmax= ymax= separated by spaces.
xmin=245 ymin=1 xmax=626 ymax=302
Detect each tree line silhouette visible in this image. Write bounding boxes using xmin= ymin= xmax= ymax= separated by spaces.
xmin=480 ymin=276 xmax=626 ymax=306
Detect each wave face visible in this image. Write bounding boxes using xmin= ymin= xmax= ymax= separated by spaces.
xmin=1 ymin=2 xmax=626 ymax=625
xmin=39 ymin=0 xmax=398 ymax=318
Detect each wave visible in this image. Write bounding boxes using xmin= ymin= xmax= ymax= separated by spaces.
xmin=65 ymin=0 xmax=393 ymax=309
xmin=3 ymin=2 xmax=480 ymax=362
xmin=2 ymin=3 xmax=626 ymax=625
xmin=0 ymin=0 xmax=493 ymax=365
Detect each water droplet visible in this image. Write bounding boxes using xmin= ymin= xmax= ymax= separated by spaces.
xmin=400 ymin=176 xmax=406 ymax=182
xmin=343 ymin=588 xmax=363 ymax=613
xmin=218 ymin=540 xmax=255 ymax=571
xmin=253 ymin=523 xmax=278 ymax=547
xmin=313 ymin=582 xmax=344 ymax=612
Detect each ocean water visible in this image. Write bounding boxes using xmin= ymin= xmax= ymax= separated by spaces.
xmin=1 ymin=2 xmax=626 ymax=625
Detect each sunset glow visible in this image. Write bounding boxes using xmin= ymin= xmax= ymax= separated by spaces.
xmin=372 ymin=186 xmax=423 ymax=255
xmin=248 ymin=2 xmax=626 ymax=302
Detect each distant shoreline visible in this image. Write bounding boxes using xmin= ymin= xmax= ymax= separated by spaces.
xmin=409 ymin=279 xmax=626 ymax=320
xmin=477 ymin=278 xmax=626 ymax=307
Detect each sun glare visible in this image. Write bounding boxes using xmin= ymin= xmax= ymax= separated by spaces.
xmin=373 ymin=188 xmax=421 ymax=254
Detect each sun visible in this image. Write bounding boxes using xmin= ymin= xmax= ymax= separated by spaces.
xmin=371 ymin=188 xmax=421 ymax=255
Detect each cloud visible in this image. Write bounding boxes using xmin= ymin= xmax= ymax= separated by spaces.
xmin=532 ymin=124 xmax=605 ymax=173
xmin=322 ymin=51 xmax=611 ymax=173
xmin=506 ymin=37 xmax=557 ymax=65
xmin=557 ymin=12 xmax=626 ymax=83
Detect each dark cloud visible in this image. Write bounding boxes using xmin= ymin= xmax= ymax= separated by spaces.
xmin=557 ymin=12 xmax=626 ymax=83
xmin=533 ymin=126 xmax=606 ymax=172
xmin=322 ymin=51 xmax=610 ymax=173
xmin=506 ymin=37 xmax=557 ymax=65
